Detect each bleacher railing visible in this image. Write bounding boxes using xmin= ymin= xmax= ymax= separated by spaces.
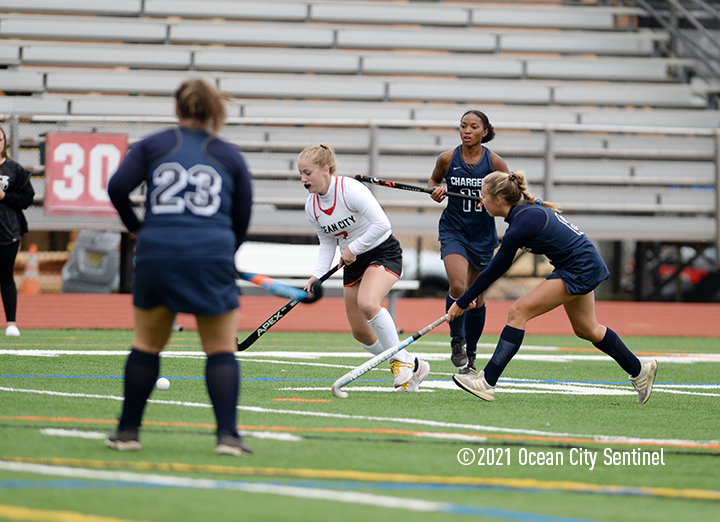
xmin=5 ymin=114 xmax=719 ymax=251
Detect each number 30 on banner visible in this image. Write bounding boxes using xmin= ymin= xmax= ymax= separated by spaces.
xmin=44 ymin=132 xmax=128 ymax=217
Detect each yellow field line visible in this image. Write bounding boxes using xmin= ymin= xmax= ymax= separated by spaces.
xmin=2 ymin=457 xmax=719 ymax=502
xmin=0 ymin=504 xmax=150 ymax=522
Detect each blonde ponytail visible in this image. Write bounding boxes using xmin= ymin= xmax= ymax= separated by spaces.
xmin=298 ymin=143 xmax=338 ymax=175
xmin=483 ymin=171 xmax=561 ymax=212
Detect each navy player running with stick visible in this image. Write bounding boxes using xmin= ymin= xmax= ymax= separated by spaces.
xmin=107 ymin=79 xmax=254 ymax=455
xmin=449 ymin=171 xmax=657 ymax=404
xmin=299 ymin=144 xmax=430 ymax=391
xmin=428 ymin=110 xmax=509 ymax=374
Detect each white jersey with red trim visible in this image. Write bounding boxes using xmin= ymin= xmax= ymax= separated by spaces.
xmin=305 ymin=176 xmax=392 ymax=279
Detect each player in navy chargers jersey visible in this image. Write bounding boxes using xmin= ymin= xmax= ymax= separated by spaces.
xmin=299 ymin=143 xmax=430 ymax=392
xmin=449 ymin=171 xmax=657 ymax=404
xmin=107 ymin=79 xmax=254 ymax=455
xmin=428 ymin=110 xmax=509 ymax=374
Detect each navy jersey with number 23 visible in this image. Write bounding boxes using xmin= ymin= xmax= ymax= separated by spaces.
xmin=108 ymin=126 xmax=253 ymax=315
xmin=109 ymin=127 xmax=253 ymax=263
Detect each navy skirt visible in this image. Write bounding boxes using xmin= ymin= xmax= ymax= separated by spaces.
xmin=134 ymin=257 xmax=239 ymax=316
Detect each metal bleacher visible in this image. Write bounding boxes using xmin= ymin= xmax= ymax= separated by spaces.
xmin=2 ymin=0 xmax=644 ymax=26
xmin=1 ymin=0 xmax=718 ymax=266
xmin=1 ymin=38 xmax=699 ymax=82
xmin=0 ymin=64 xmax=709 ymax=107
xmin=0 ymin=0 xmax=716 ymax=113
xmin=50 ymin=42 xmax=693 ymax=83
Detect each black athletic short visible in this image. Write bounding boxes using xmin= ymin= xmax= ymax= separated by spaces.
xmin=343 ymin=235 xmax=403 ymax=286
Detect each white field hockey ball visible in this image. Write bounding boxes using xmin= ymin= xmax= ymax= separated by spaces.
xmin=156 ymin=377 xmax=170 ymax=390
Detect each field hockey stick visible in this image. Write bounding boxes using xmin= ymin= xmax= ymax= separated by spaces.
xmin=236 ymin=271 xmax=309 ymax=302
xmin=331 ymin=314 xmax=448 ymax=398
xmin=237 ymin=264 xmax=342 ymax=352
xmin=354 ymin=174 xmax=482 ymax=203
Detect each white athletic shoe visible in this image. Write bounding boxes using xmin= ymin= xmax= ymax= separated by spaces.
xmin=404 ymin=358 xmax=430 ymax=392
xmin=390 ymin=360 xmax=414 ymax=388
xmin=453 ymin=370 xmax=495 ymax=402
xmin=630 ymin=359 xmax=658 ymax=404
xmin=5 ymin=325 xmax=20 ymax=337
xmin=215 ymin=432 xmax=253 ymax=456
xmin=105 ymin=428 xmax=141 ymax=451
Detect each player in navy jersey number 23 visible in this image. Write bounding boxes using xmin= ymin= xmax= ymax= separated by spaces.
xmin=448 ymin=171 xmax=657 ymax=404
xmin=107 ymin=79 xmax=254 ymax=456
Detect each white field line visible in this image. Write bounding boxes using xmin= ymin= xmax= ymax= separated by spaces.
xmin=242 ymin=352 xmax=720 ymax=364
xmin=278 ymin=386 xmax=434 ymax=393
xmin=37 ymin=427 xmax=302 ymax=442
xmin=37 ymin=424 xmax=485 ymax=445
xmin=507 ymin=377 xmax=720 ymax=388
xmin=3 ymin=347 xmax=719 ymax=398
xmin=2 ymin=386 xmax=718 ymax=448
xmin=239 ymin=431 xmax=303 ymax=442
xmin=0 ymin=461 xmax=454 ymax=514
xmin=236 ymin=351 xmax=720 ymax=364
xmin=279 ymin=381 xmax=720 ymax=397
xmin=238 ymin=359 xmax=358 ymax=370
xmin=283 ymin=383 xmax=635 ymax=396
xmin=415 ymin=342 xmax=567 ymax=351
xmin=39 ymin=428 xmax=107 ymax=440
xmin=3 ymin=349 xmax=720 ymax=364
xmin=415 ymin=432 xmax=488 ymax=442
xmin=36 ymin=426 xmax=485 ymax=444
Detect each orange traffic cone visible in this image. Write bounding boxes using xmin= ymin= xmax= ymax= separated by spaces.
xmin=20 ymin=243 xmax=41 ymax=294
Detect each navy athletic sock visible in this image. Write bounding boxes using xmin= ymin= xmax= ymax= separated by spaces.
xmin=206 ymin=352 xmax=240 ymax=437
xmin=464 ymin=304 xmax=486 ymax=358
xmin=446 ymin=292 xmax=465 ymax=341
xmin=118 ymin=348 xmax=160 ymax=430
xmin=483 ymin=326 xmax=525 ymax=386
xmin=593 ymin=328 xmax=642 ymax=377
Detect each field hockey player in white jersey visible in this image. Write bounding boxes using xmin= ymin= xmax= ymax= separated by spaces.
xmin=299 ymin=143 xmax=430 ymax=391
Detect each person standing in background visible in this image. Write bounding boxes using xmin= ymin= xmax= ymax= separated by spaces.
xmin=0 ymin=126 xmax=35 ymax=337
xmin=428 ymin=110 xmax=509 ymax=374
xmin=107 ymin=78 xmax=254 ymax=455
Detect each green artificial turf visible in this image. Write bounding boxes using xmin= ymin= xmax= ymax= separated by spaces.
xmin=1 ymin=329 xmax=718 ymax=522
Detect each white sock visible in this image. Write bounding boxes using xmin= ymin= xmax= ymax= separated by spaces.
xmin=361 ymin=339 xmax=385 ymax=356
xmin=392 ymin=350 xmax=414 ymax=364
xmin=368 ymin=308 xmax=413 ymax=363
xmin=368 ymin=307 xmax=400 ymax=349
xmin=362 ymin=340 xmax=414 ymax=367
